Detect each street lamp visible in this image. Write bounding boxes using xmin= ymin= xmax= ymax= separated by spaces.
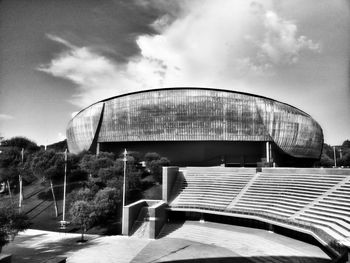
xmin=333 ymin=146 xmax=337 ymax=168
xmin=60 ymin=149 xmax=69 ymax=229
xmin=18 ymin=148 xmax=24 ymax=210
xmin=122 ymin=149 xmax=127 ymax=232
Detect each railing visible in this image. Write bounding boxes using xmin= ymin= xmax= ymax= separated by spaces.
xmin=170 ymin=204 xmax=348 ymax=257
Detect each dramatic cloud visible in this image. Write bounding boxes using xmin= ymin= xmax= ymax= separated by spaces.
xmin=38 ymin=0 xmax=321 ymax=107
xmin=0 ymin=114 xmax=14 ymax=121
xmin=252 ymin=5 xmax=320 ymax=66
xmin=38 ymin=35 xmax=140 ymax=106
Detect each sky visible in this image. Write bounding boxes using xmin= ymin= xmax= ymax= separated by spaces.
xmin=0 ymin=0 xmax=349 ymax=146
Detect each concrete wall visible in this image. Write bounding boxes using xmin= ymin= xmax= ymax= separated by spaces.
xmin=262 ymin=167 xmax=350 ymax=175
xmin=122 ymin=199 xmax=168 ymax=238
xmin=122 ymin=200 xmax=147 ymax=235
xmin=162 ymin=167 xmax=179 ymax=204
xmin=148 ymin=201 xmax=168 ymax=239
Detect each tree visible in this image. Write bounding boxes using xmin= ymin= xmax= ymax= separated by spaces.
xmin=342 ymin=140 xmax=350 ymax=149
xmin=144 ymin=153 xmax=170 ymax=183
xmin=322 ymin=143 xmax=333 ymax=160
xmin=0 ymin=147 xmax=22 ymax=202
xmin=69 ymin=200 xmax=95 ymax=242
xmin=67 ymin=188 xmax=95 ymax=210
xmin=30 ymin=149 xmax=65 ymax=217
xmin=339 ymin=152 xmax=350 ymax=167
xmin=79 ymin=152 xmax=115 ymax=178
xmin=320 ymin=153 xmax=334 ymax=167
xmin=0 ymin=203 xmax=30 ymax=253
xmin=93 ymin=187 xmax=120 ymax=220
xmin=1 ymin=137 xmax=39 ymax=153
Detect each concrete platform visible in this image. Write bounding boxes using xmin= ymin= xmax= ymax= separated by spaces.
xmin=2 ymin=221 xmax=331 ymax=263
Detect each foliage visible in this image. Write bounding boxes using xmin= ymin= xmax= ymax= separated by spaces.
xmin=321 ymin=140 xmax=350 ymax=167
xmin=342 ymin=140 xmax=350 ymax=149
xmin=321 ymin=143 xmax=333 ymax=160
xmin=93 ymin=187 xmax=121 ymax=220
xmin=145 ymin=153 xmax=170 ymax=183
xmin=79 ymin=152 xmax=115 ymax=177
xmin=67 ymin=188 xmax=95 ymax=205
xmin=69 ymin=200 xmax=95 ymax=241
xmin=46 ymin=139 xmax=67 ymax=152
xmin=0 ymin=147 xmax=21 ymax=186
xmin=144 ymin=152 xmax=161 ymax=162
xmin=1 ymin=137 xmax=40 ymax=153
xmin=319 ymin=153 xmax=334 ymax=167
xmin=0 ymin=203 xmax=30 ymax=250
xmin=30 ymin=149 xmax=64 ymax=182
xmin=339 ymin=152 xmax=350 ymax=167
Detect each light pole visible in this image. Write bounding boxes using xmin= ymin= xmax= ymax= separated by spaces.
xmin=122 ymin=149 xmax=127 ymax=233
xmin=60 ymin=149 xmax=68 ymax=229
xmin=19 ymin=148 xmax=24 ymax=210
xmin=333 ymin=146 xmax=337 ymax=168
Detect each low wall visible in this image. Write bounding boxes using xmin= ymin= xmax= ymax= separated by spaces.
xmin=122 ymin=200 xmax=147 ymax=235
xmin=262 ymin=167 xmax=350 ymax=175
xmin=122 ymin=199 xmax=168 ymax=237
xmin=162 ymin=167 xmax=179 ymax=203
xmin=149 ymin=201 xmax=168 ymax=239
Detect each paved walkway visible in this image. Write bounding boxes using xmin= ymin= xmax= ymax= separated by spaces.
xmin=2 ymin=222 xmax=331 ymax=263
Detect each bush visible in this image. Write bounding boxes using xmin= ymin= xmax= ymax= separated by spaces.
xmin=0 ymin=203 xmax=30 ymax=251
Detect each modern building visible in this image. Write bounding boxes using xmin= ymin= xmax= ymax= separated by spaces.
xmin=66 ymin=88 xmax=323 ymax=167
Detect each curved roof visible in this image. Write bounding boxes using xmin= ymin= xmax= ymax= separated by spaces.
xmin=66 ymin=87 xmax=323 ymax=159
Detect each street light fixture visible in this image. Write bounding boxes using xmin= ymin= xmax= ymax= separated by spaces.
xmin=60 ymin=149 xmax=69 ymax=229
xmin=122 ymin=149 xmax=127 ymax=233
xmin=18 ymin=148 xmax=24 ymax=210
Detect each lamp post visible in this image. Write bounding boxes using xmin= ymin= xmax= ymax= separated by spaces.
xmin=122 ymin=149 xmax=127 ymax=233
xmin=60 ymin=149 xmax=68 ymax=229
xmin=333 ymin=146 xmax=337 ymax=168
xmin=19 ymin=148 xmax=24 ymax=210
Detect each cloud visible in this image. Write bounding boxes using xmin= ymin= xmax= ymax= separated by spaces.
xmin=46 ymin=33 xmax=76 ymax=49
xmin=57 ymin=132 xmax=66 ymax=142
xmin=0 ymin=114 xmax=14 ymax=121
xmin=38 ymin=36 xmax=141 ymax=106
xmin=252 ymin=7 xmax=320 ymax=66
xmin=38 ymin=0 xmax=321 ymax=108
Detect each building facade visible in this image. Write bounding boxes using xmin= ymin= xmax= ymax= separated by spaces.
xmin=66 ymin=88 xmax=323 ymax=167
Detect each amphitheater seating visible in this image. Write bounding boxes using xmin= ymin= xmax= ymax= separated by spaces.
xmin=171 ymin=167 xmax=256 ymax=210
xmin=170 ymin=167 xmax=350 ymax=247
xmin=293 ymin=177 xmax=350 ymax=241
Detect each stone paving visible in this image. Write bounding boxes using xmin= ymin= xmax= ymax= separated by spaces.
xmin=2 ymin=221 xmax=331 ymax=263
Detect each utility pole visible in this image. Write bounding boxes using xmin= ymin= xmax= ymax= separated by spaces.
xmin=333 ymin=146 xmax=337 ymax=167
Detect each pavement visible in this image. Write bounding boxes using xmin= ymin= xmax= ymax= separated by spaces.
xmin=2 ymin=221 xmax=331 ymax=263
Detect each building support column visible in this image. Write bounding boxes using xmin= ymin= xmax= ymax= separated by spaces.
xmin=266 ymin=141 xmax=270 ymax=164
xmin=96 ymin=142 xmax=100 ymax=155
